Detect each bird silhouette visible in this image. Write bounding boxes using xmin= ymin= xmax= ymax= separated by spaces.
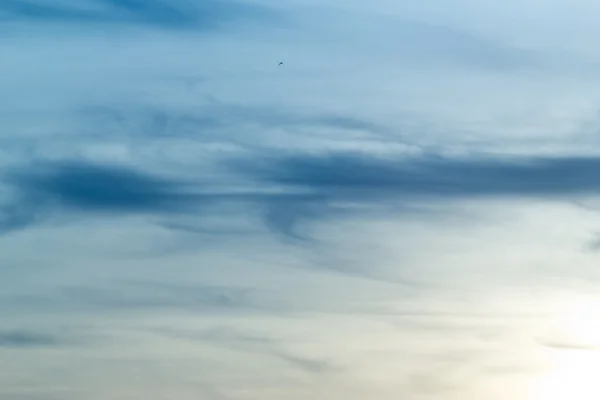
xmin=278 ymin=62 xmax=283 ymax=66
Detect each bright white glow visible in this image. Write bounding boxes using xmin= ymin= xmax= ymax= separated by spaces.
xmin=531 ymin=351 xmax=600 ymax=400
xmin=531 ymin=297 xmax=600 ymax=400
xmin=561 ymin=298 xmax=600 ymax=349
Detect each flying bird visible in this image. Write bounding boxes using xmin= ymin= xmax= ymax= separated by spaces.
xmin=278 ymin=62 xmax=283 ymax=66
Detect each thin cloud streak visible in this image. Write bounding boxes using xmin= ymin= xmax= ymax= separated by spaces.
xmin=160 ymin=326 xmax=339 ymax=374
xmin=0 ymin=0 xmax=277 ymax=31
xmin=0 ymin=330 xmax=64 ymax=348
xmin=233 ymin=152 xmax=600 ymax=198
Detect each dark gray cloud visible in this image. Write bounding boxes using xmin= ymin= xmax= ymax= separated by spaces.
xmin=30 ymin=160 xmax=200 ymax=211
xmin=0 ymin=157 xmax=324 ymax=236
xmin=225 ymin=152 xmax=600 ymax=237
xmin=0 ymin=159 xmax=203 ymax=232
xmin=4 ymin=152 xmax=600 ymax=238
xmin=232 ymin=152 xmax=600 ymax=198
xmin=9 ymin=160 xmax=197 ymax=212
xmin=0 ymin=330 xmax=63 ymax=348
xmin=0 ymin=0 xmax=275 ymax=30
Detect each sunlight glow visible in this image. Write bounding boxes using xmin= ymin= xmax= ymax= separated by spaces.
xmin=561 ymin=298 xmax=600 ymax=349
xmin=531 ymin=297 xmax=600 ymax=400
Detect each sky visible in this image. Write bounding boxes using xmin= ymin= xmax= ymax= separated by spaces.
xmin=3 ymin=0 xmax=600 ymax=399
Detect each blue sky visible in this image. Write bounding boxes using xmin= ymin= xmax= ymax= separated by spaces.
xmin=3 ymin=0 xmax=600 ymax=399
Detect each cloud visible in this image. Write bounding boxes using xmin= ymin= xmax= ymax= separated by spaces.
xmin=585 ymin=233 xmax=600 ymax=252
xmin=0 ymin=391 xmax=77 ymax=400
xmin=78 ymin=101 xmax=391 ymax=145
xmin=259 ymin=195 xmax=327 ymax=242
xmin=536 ymin=334 xmax=598 ymax=351
xmin=272 ymin=352 xmax=336 ymax=374
xmin=4 ymin=0 xmax=600 ymax=398
xmin=2 ymin=280 xmax=262 ymax=313
xmin=0 ymin=330 xmax=64 ymax=348
xmin=0 ymin=157 xmax=328 ymax=238
xmin=6 ymin=151 xmax=600 ymax=239
xmin=0 ymin=159 xmax=203 ymax=232
xmin=233 ymin=152 xmax=600 ymax=198
xmin=537 ymin=339 xmax=596 ymax=351
xmin=9 ymin=160 xmax=196 ymax=212
xmin=161 ymin=326 xmax=338 ymax=374
xmin=221 ymin=151 xmax=600 ymax=237
xmin=0 ymin=0 xmax=275 ymax=31
xmin=65 ymin=281 xmax=258 ymax=310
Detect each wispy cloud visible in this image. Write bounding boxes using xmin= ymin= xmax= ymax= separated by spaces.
xmin=536 ymin=337 xmax=597 ymax=351
xmin=3 ymin=0 xmax=600 ymax=398
xmin=0 ymin=0 xmax=276 ymax=30
xmin=0 ymin=330 xmax=64 ymax=348
xmin=60 ymin=281 xmax=259 ymax=310
xmin=77 ymin=101 xmax=392 ymax=146
xmin=1 ymin=281 xmax=263 ymax=313
xmin=160 ymin=326 xmax=338 ymax=374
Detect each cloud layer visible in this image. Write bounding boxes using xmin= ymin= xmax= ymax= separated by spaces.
xmin=3 ymin=151 xmax=600 ymax=238
xmin=3 ymin=0 xmax=600 ymax=399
